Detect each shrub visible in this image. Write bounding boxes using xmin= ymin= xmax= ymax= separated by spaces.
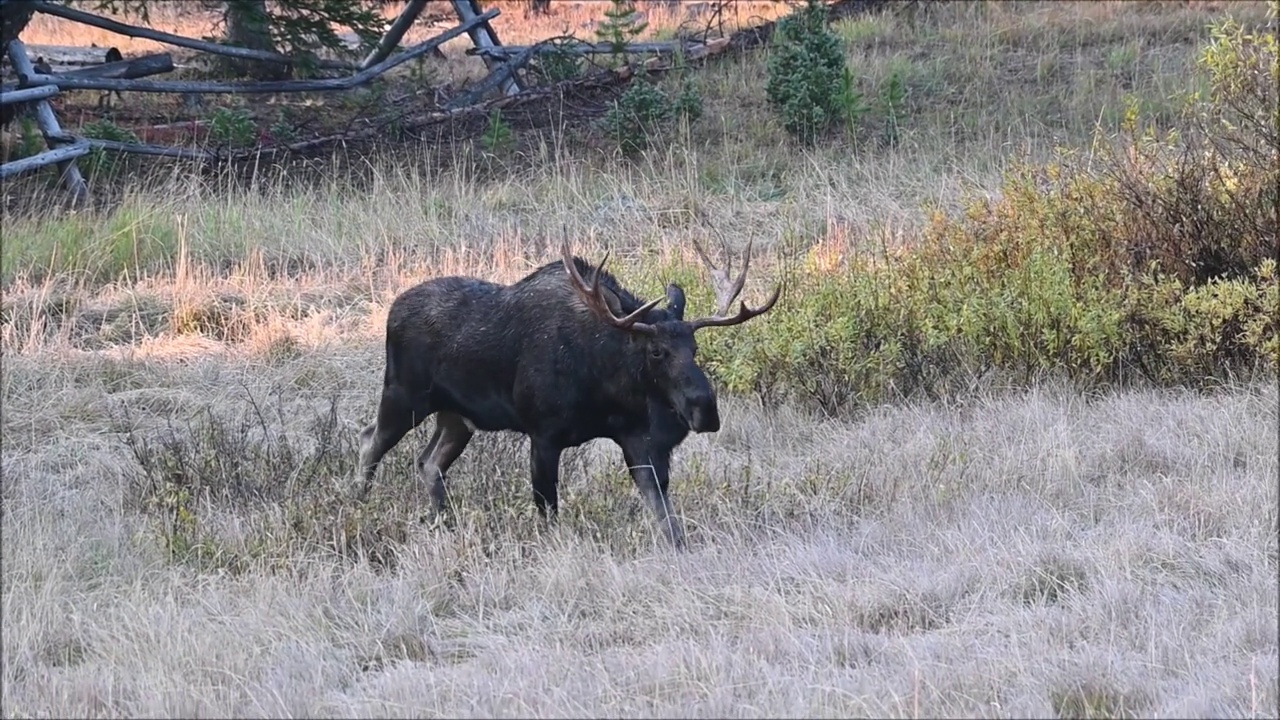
xmin=654 ymin=7 xmax=1278 ymax=412
xmin=79 ymin=119 xmax=140 ymax=178
xmin=595 ymin=0 xmax=648 ymax=68
xmin=208 ymin=107 xmax=258 ymax=148
xmin=533 ymin=38 xmax=584 ymax=83
xmin=481 ymin=108 xmax=515 ymax=154
xmin=600 ymin=76 xmax=702 ymax=155
xmin=765 ymin=0 xmax=849 ymax=144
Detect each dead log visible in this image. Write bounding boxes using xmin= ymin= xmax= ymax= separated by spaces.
xmin=24 ymin=43 xmax=122 ymax=67
xmin=360 ymin=0 xmax=430 ymax=69
xmin=447 ymin=42 xmax=537 ymax=109
xmin=47 ymin=130 xmax=214 ymax=161
xmin=27 ymin=0 xmax=354 ymax=72
xmin=49 ymin=53 xmax=174 ymax=80
xmin=4 ymin=39 xmax=86 ymax=201
xmin=469 ymin=41 xmax=702 ymax=59
xmin=0 ymin=138 xmax=89 ymax=179
xmin=10 ymin=8 xmax=499 ymax=94
xmin=1 ymin=83 xmax=57 ymax=104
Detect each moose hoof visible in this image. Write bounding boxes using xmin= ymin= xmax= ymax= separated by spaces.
xmin=350 ymin=479 xmax=372 ymax=503
xmin=659 ymin=516 xmax=687 ymax=550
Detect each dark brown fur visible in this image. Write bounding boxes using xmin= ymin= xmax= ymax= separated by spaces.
xmin=357 ymin=247 xmax=778 ymax=547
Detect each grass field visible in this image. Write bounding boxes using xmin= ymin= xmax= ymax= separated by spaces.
xmin=3 ymin=1 xmax=1278 ymax=717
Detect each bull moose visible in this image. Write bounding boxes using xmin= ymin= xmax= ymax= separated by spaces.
xmin=355 ymin=239 xmax=781 ymax=546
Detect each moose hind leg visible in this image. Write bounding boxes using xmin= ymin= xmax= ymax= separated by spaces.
xmin=416 ymin=412 xmax=475 ymax=514
xmin=355 ymin=385 xmax=428 ymax=500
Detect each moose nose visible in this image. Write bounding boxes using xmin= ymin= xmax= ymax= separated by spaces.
xmin=688 ymin=398 xmax=721 ymax=433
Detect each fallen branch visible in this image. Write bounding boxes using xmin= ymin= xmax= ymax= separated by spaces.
xmin=47 ymin=53 xmax=174 ymax=81
xmin=10 ymin=9 xmax=498 ymax=94
xmin=47 ymin=131 xmax=214 ymax=161
xmin=27 ymin=0 xmax=355 ymax=71
xmin=469 ymin=40 xmax=702 ymax=59
xmin=360 ymin=0 xmax=429 ymax=70
xmin=447 ymin=42 xmax=538 ymax=109
xmin=0 ymin=139 xmax=89 ymax=178
xmin=223 ymin=62 xmax=649 ymax=162
xmin=23 ymin=42 xmax=121 ymax=67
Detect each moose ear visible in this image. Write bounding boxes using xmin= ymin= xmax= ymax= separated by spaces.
xmin=599 ymin=285 xmax=625 ymax=316
xmin=665 ymin=284 xmax=686 ymax=320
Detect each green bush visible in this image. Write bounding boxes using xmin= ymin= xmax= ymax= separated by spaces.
xmin=208 ymin=107 xmax=258 ymax=148
xmin=595 ymin=0 xmax=648 ymax=68
xmin=600 ymin=76 xmax=702 ymax=155
xmin=765 ymin=0 xmax=849 ymax=144
xmin=80 ymin=119 xmax=140 ymax=178
xmin=481 ymin=108 xmax=515 ymax=154
xmin=533 ymin=39 xmax=584 ymax=83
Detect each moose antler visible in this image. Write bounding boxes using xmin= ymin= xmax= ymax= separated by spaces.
xmin=686 ymin=237 xmax=782 ymax=332
xmin=562 ymin=241 xmax=661 ymax=335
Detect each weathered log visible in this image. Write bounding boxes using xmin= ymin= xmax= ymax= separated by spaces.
xmin=0 ymin=139 xmax=89 ymax=179
xmin=10 ymin=9 xmax=499 ymax=94
xmin=360 ymin=0 xmax=429 ymax=70
xmin=24 ymin=43 xmax=122 ymax=67
xmin=447 ymin=43 xmax=538 ymax=109
xmin=0 ymin=83 xmax=57 ymax=104
xmin=6 ymin=38 xmax=86 ymax=202
xmin=451 ymin=0 xmax=521 ymax=96
xmin=27 ymin=0 xmax=355 ymax=71
xmin=469 ymin=41 xmax=702 ymax=59
xmin=47 ymin=130 xmax=215 ymax=161
xmin=50 ymin=53 xmax=174 ymax=80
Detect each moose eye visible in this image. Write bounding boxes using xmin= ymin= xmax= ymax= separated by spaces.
xmin=650 ymin=347 xmax=666 ymax=359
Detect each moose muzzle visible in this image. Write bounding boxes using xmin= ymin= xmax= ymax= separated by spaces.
xmin=685 ymin=395 xmax=721 ymax=433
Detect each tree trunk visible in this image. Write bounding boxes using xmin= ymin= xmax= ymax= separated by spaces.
xmin=1 ymin=1 xmax=39 ymax=129
xmin=1 ymin=1 xmax=36 ymax=50
xmin=219 ymin=0 xmax=290 ymax=80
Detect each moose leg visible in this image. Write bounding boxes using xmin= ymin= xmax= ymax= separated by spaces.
xmin=356 ymin=385 xmax=429 ymax=500
xmin=617 ymin=437 xmax=686 ymax=548
xmin=529 ymin=439 xmax=563 ymax=519
xmin=416 ymin=412 xmax=475 ymax=514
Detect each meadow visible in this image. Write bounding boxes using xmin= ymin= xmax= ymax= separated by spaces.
xmin=2 ymin=1 xmax=1277 ymax=717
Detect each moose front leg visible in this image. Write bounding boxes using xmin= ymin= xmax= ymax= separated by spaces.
xmin=617 ymin=436 xmax=686 ymax=549
xmin=529 ymin=439 xmax=564 ymax=520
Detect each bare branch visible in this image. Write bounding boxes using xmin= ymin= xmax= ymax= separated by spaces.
xmin=360 ymin=0 xmax=429 ymax=70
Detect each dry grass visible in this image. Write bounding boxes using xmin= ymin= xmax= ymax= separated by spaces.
xmin=2 ymin=344 xmax=1276 ymax=717
xmin=3 ymin=1 xmax=1278 ymax=718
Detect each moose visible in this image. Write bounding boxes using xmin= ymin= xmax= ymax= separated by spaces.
xmin=355 ymin=238 xmax=781 ymax=546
